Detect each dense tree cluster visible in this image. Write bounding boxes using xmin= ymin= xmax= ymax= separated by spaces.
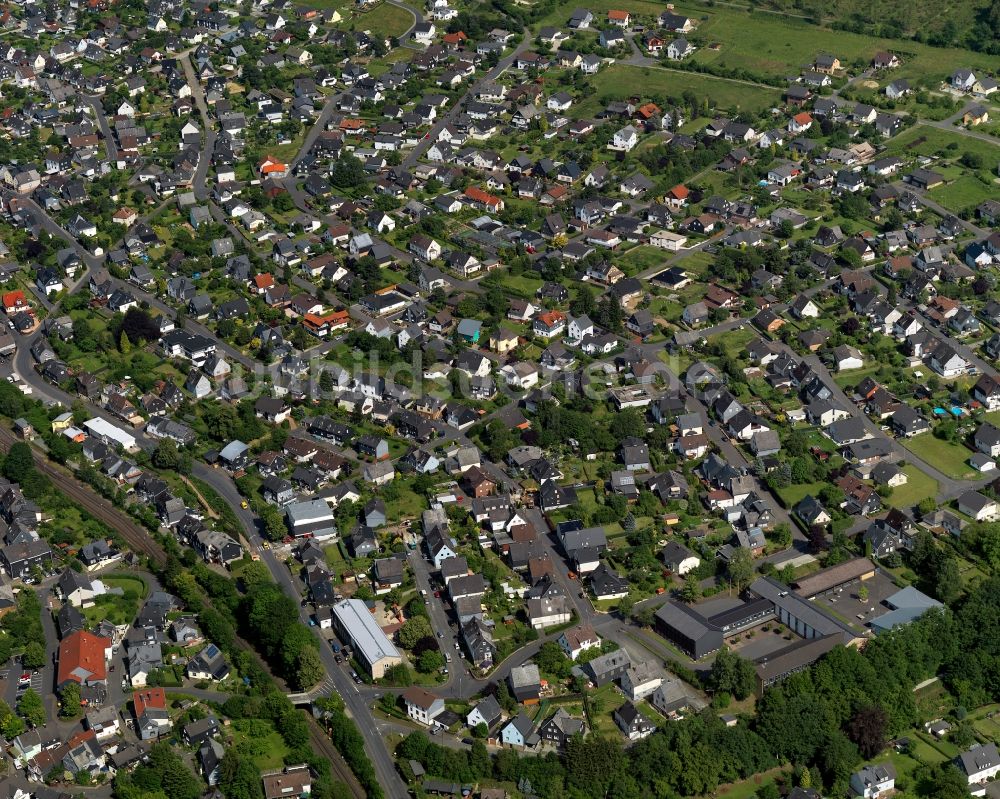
xmin=241 ymin=581 xmax=322 ymax=692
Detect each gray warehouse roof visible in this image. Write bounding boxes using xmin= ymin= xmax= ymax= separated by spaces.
xmin=332 ymin=598 xmax=400 ymax=666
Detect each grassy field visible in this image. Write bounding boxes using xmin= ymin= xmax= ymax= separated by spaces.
xmin=928 ymin=176 xmax=999 ymax=215
xmin=902 ymin=433 xmax=977 ymax=480
xmin=499 ymin=272 xmax=544 ymax=299
xmin=750 ymin=0 xmax=987 ymax=46
xmin=584 ymin=65 xmax=782 ymax=115
xmin=711 ymin=768 xmax=790 ymax=799
xmin=361 ymin=2 xmax=415 ymax=39
xmin=709 ymin=327 xmax=756 ymax=359
xmin=775 ymin=481 xmax=826 ymax=509
xmin=832 ymin=364 xmax=881 ymax=390
xmin=677 ymin=5 xmax=1000 ymax=84
xmin=104 ymin=575 xmax=148 ymax=599
xmin=82 ymin=576 xmax=147 ymax=627
xmin=587 ymin=682 xmax=628 ymax=737
xmin=885 ymin=464 xmax=939 ymax=510
xmin=228 ymin=718 xmax=290 ymax=771
xmin=618 ymin=245 xmax=671 ymax=276
xmin=885 ymin=125 xmax=1000 ymax=178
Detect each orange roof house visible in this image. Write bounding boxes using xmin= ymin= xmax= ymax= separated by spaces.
xmin=636 ymin=102 xmax=661 ymax=120
xmin=608 ymin=9 xmax=630 ymax=24
xmin=2 ymin=290 xmax=28 ymax=313
xmin=464 ymin=186 xmax=504 ymax=210
xmin=253 ymin=273 xmax=276 ymax=291
xmin=112 ymin=207 xmax=137 ymax=224
xmin=339 ymin=118 xmax=366 ymax=133
xmin=789 ymin=112 xmax=813 ymax=131
xmin=57 ymin=630 xmax=110 ymax=687
xmin=533 ymin=310 xmax=567 ymax=336
xmin=259 ymin=155 xmax=287 ymax=176
xmin=667 ymin=184 xmax=690 ymax=203
xmin=133 ymin=687 xmax=167 ymax=715
xmin=303 ymin=309 xmax=350 ymax=335
xmin=442 ymin=31 xmax=467 ymax=46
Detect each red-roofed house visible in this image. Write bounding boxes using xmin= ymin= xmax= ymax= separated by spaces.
xmin=2 ymin=290 xmax=29 ymax=314
xmin=788 ymin=112 xmax=813 ymax=133
xmin=339 ymin=118 xmax=366 ymax=134
xmin=464 ymin=186 xmax=505 ymax=212
xmin=635 ymin=102 xmax=661 ymax=120
xmin=57 ymin=630 xmax=111 ymax=688
xmin=259 ymin=155 xmax=287 ymax=177
xmin=133 ymin=687 xmax=171 ymax=739
xmin=303 ymin=309 xmax=350 ymax=337
xmin=533 ymin=310 xmax=567 ymax=338
xmin=666 ymin=184 xmax=690 ymax=209
xmin=112 ymin=207 xmax=138 ymax=226
xmin=608 ymin=9 xmax=630 ymax=26
xmin=252 ymin=273 xmax=276 ymax=293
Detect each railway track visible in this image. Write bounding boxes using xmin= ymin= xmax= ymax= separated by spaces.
xmin=0 ymin=428 xmax=367 ymax=799
xmin=0 ymin=426 xmax=168 ymax=566
xmin=306 ymin=714 xmax=368 ymax=798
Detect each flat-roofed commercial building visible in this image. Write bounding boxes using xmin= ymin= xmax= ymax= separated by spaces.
xmin=330 ymin=598 xmax=401 ymax=679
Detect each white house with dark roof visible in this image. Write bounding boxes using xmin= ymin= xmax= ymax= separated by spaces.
xmin=958 ymin=742 xmax=1000 ymax=784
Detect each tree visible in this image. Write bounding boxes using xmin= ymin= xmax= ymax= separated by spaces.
xmin=680 ymin=573 xmax=701 ymax=603
xmin=2 ymin=443 xmax=34 ymax=483
xmin=727 ymin=548 xmax=755 ymax=592
xmin=219 ymin=750 xmax=264 ymax=799
xmin=21 ymin=640 xmax=45 ymax=669
xmin=857 ymin=584 xmax=870 ymax=604
xmin=708 ymin=647 xmax=757 ymax=700
xmin=935 ymin=555 xmax=962 ymax=604
xmin=820 ymin=730 xmax=861 ymax=788
xmin=281 ymin=624 xmax=318 ymax=676
xmin=59 ymin=682 xmax=83 ymax=718
xmin=397 ymin=615 xmax=433 ymax=650
xmin=383 ymin=663 xmax=412 ymax=686
xmin=847 ymin=705 xmax=889 ymax=758
xmin=152 ymin=438 xmax=181 ymax=469
xmin=417 ymin=648 xmax=445 ymax=673
xmin=293 ymin=647 xmax=325 ymax=691
xmin=0 ymin=699 xmax=25 ymax=738
xmin=16 ymin=688 xmax=45 ymax=728
xmin=239 ymin=561 xmax=272 ymax=593
xmin=496 ymin=680 xmax=516 ymax=712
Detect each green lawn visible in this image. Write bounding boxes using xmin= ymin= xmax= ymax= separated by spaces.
xmin=81 ymin=580 xmax=143 ymax=627
xmin=499 ymin=272 xmax=544 ymax=299
xmin=585 ymin=64 xmax=782 ymax=115
xmin=883 ymin=126 xmax=1000 ymax=213
xmin=885 ymin=464 xmax=939 ymax=510
xmin=227 ymin=718 xmax=290 ymax=770
xmin=679 ymin=3 xmax=1000 ymax=84
xmin=357 ymin=1 xmax=414 ymax=38
xmin=775 ymin=481 xmax=827 ymax=509
xmin=929 ymin=175 xmax=999 ymax=215
xmin=587 ymin=683 xmax=628 ymax=737
xmin=618 ymin=245 xmax=670 ymax=277
xmin=901 ymin=433 xmax=977 ymax=480
xmin=712 ymin=768 xmax=791 ymax=799
xmin=832 ymin=364 xmax=881 ymax=390
xmin=104 ymin=575 xmax=149 ymax=600
xmin=710 ymin=327 xmax=755 ymax=359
